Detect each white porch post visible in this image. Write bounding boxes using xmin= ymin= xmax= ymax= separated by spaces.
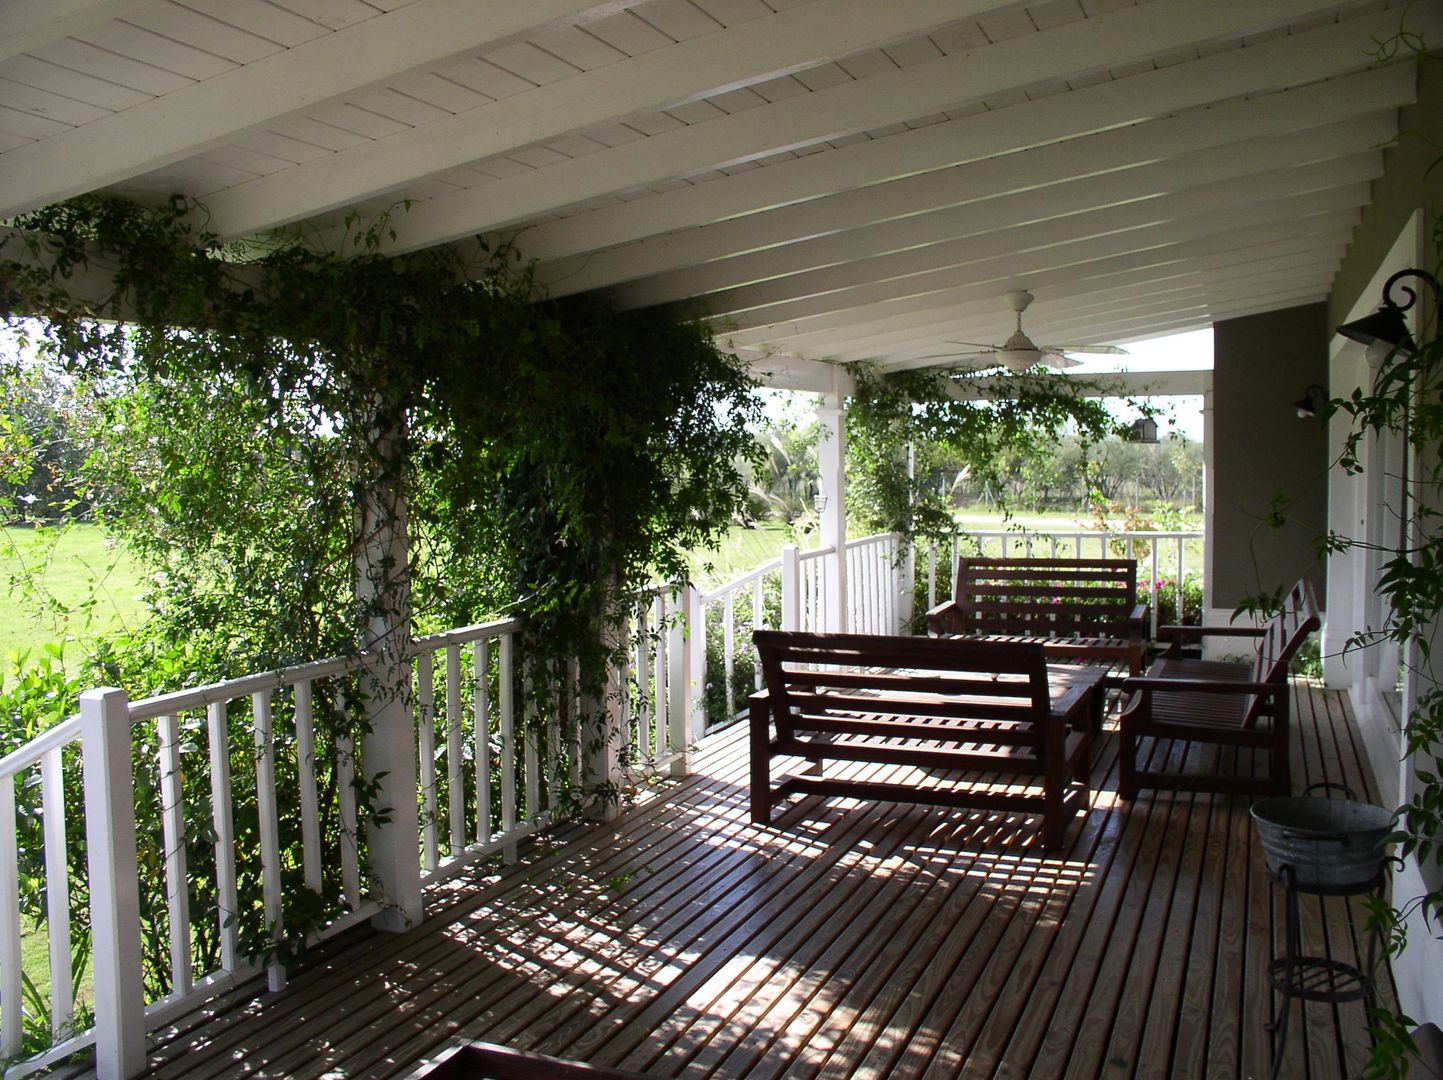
xmin=818 ymin=388 xmax=848 ymax=633
xmin=584 ymin=604 xmax=624 ymax=817
xmin=355 ymin=419 xmax=423 ymax=931
xmin=667 ymin=583 xmax=699 ymax=776
xmin=80 ymin=688 xmax=146 ymax=1080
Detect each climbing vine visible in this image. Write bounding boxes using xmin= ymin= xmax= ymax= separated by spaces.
xmin=0 ymin=194 xmax=760 ymax=1010
xmin=844 ymin=361 xmax=1138 ymax=546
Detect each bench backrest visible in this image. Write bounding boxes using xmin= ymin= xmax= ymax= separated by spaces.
xmin=752 ymin=630 xmax=1051 ymax=742
xmin=950 ymin=557 xmax=1139 ymax=639
xmin=1242 ymin=576 xmax=1322 ymax=726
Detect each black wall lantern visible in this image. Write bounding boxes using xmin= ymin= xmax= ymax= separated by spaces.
xmin=1335 ymin=268 xmax=1439 ymax=353
xmin=1292 ymin=384 xmax=1326 ymax=420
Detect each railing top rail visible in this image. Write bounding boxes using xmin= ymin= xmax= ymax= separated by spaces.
xmin=960 ymin=528 xmax=1200 ymax=539
xmin=0 ymin=713 xmax=83 ymax=779
xmin=124 ymin=616 xmax=524 ymax=724
xmin=797 ymin=544 xmax=835 ymax=562
xmin=844 ymin=532 xmax=894 ymax=549
xmin=697 ymin=558 xmax=782 ymax=605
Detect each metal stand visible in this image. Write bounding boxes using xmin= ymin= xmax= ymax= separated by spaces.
xmin=1265 ymin=863 xmax=1385 ymax=1080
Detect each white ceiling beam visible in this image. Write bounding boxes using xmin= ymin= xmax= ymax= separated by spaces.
xmin=0 ymin=0 xmax=156 ymax=63
xmin=376 ymin=0 xmax=1362 ymax=254
xmin=204 ymin=0 xmax=1006 ymax=237
xmin=873 ymin=270 xmax=1337 ymax=369
xmin=940 ymin=369 xmax=1213 ymax=402
xmin=724 ymin=191 xmax=1365 ymax=347
xmin=609 ymin=114 xmax=1386 ymax=309
xmin=772 ymin=217 xmax=1360 ymax=358
xmin=538 ymin=66 xmax=1413 ymax=296
xmin=840 ymin=243 xmax=1348 ymax=364
xmin=818 ymin=228 xmax=1353 ymax=352
xmin=704 ymin=155 xmax=1379 ymax=325
xmin=510 ymin=8 xmax=1419 ymax=267
xmin=0 ymin=0 xmax=650 ymax=219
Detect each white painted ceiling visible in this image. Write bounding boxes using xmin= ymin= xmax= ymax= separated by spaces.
xmin=0 ymin=0 xmax=1433 ymax=386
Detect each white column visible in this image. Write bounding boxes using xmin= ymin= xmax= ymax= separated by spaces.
xmin=80 ymin=688 xmax=146 ymax=1080
xmin=354 ymin=420 xmax=423 ymax=931
xmin=667 ymin=584 xmax=699 ymax=776
xmin=818 ymin=394 xmax=848 ymax=633
xmin=1199 ymin=380 xmax=1230 ymax=657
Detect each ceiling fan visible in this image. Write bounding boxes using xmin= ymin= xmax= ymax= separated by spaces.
xmin=925 ymin=290 xmax=1128 ymax=372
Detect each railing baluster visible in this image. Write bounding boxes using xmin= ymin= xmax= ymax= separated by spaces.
xmin=40 ymin=748 xmax=72 ymax=1034
xmin=499 ymin=633 xmax=517 ymax=860
xmin=0 ymin=773 xmax=23 ymax=1057
xmin=723 ymin=592 xmax=735 ymax=725
xmin=524 ymin=675 xmax=540 ymax=822
xmin=251 ymin=692 xmax=285 ymax=993
xmin=752 ymin=576 xmax=765 ymax=689
xmin=476 ymin=639 xmax=491 ymax=847
xmin=570 ymin=656 xmax=583 ymax=795
xmin=654 ymin=594 xmax=668 ymax=760
xmin=445 ymin=644 xmax=464 ymax=858
xmin=206 ymin=700 xmax=240 ymax=971
xmin=636 ymin=600 xmax=652 ymax=759
xmin=618 ymin=620 xmax=633 ymax=762
xmin=335 ymin=691 xmax=361 ymax=910
xmin=294 ymin=681 xmax=322 ymax=894
xmin=1176 ymin=536 xmax=1186 ymax=627
xmin=1151 ymin=540 xmax=1161 ymax=639
xmin=415 ymin=652 xmax=437 ymax=871
xmin=158 ymin=713 xmax=192 ymax=997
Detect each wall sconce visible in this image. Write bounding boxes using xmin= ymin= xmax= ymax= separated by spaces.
xmin=1127 ymin=417 xmax=1158 ymax=444
xmin=1335 ymin=268 xmax=1439 ymax=353
xmin=1292 ymin=384 xmax=1326 ymax=419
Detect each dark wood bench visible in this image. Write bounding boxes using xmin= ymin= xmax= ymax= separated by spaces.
xmin=749 ymin=630 xmax=1106 ymax=848
xmin=924 ymin=556 xmax=1149 ymax=675
xmin=1117 ymin=576 xmax=1321 ymax=798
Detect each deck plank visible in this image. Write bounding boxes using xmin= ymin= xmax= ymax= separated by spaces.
xmin=145 ymin=682 xmax=1392 ymax=1080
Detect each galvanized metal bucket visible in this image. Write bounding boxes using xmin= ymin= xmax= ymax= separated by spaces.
xmin=1250 ymin=783 xmax=1394 ymax=891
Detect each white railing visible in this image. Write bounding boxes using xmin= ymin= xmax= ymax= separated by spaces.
xmin=0 ymin=613 xmax=665 ymax=1078
xmin=0 ymin=528 xmax=1201 ymax=1077
xmin=845 ymin=532 xmax=907 ymax=635
xmin=618 ymin=588 xmax=696 ymax=780
xmin=691 ymin=535 xmax=909 ymax=732
xmin=923 ymin=529 xmax=1203 ymax=638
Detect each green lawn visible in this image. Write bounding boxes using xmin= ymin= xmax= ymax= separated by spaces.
xmin=0 ymin=524 xmax=150 ymax=668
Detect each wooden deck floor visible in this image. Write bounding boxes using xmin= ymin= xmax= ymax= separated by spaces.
xmin=146 ymin=683 xmax=1392 ymax=1079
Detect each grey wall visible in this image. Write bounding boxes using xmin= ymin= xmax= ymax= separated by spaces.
xmin=1210 ymin=303 xmax=1330 ymax=609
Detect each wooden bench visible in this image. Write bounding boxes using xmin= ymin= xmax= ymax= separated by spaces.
xmin=1117 ymin=576 xmax=1321 ymax=798
xmin=924 ymin=556 xmax=1149 ymax=675
xmin=749 ymin=630 xmax=1106 ymax=849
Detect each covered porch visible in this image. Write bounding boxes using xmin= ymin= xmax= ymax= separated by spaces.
xmin=142 ymin=681 xmax=1387 ymax=1080
xmin=3 ymin=1 xmax=1443 ymax=1076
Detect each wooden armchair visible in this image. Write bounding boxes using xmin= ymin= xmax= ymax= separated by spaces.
xmin=1117 ymin=577 xmax=1320 ymax=798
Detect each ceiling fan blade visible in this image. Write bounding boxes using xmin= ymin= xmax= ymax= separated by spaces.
xmin=1038 ymin=350 xmax=1084 ymax=369
xmin=944 ymin=340 xmax=1006 ymax=351
xmin=1044 ymin=344 xmax=1129 ymax=355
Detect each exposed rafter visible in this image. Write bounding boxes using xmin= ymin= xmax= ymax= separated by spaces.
xmin=0 ymin=0 xmax=650 ymax=219
xmin=536 ymin=61 xmax=1414 ymax=297
xmin=202 ymin=0 xmax=1004 ymax=237
xmin=371 ymin=0 xmax=1362 ymax=254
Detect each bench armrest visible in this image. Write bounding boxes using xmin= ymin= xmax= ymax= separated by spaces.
xmin=925 ymin=599 xmax=961 ymax=636
xmin=1126 ymin=603 xmax=1148 ymax=638
xmin=1122 ymin=675 xmax=1282 ymax=695
xmin=1159 ymin=624 xmax=1265 ymax=640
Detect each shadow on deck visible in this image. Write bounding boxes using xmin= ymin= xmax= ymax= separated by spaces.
xmin=144 ymin=682 xmax=1392 ymax=1079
